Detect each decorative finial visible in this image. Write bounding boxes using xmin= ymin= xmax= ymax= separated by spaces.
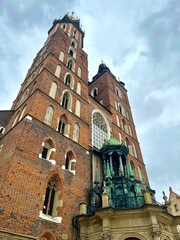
xmin=101 ymin=59 xmax=103 ymax=64
xmin=169 ymin=186 xmax=172 ymax=193
xmin=118 ymin=77 xmax=120 ymax=81
xmin=162 ymin=191 xmax=168 ymax=204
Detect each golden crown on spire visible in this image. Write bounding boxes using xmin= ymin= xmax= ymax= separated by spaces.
xmin=69 ymin=11 xmax=75 ymax=20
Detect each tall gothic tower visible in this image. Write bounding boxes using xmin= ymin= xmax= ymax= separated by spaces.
xmin=0 ymin=13 xmax=179 ymax=240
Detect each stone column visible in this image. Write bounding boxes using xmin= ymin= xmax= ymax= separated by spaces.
xmin=109 ymin=152 xmax=114 ymax=176
xmin=79 ymin=202 xmax=87 ymax=215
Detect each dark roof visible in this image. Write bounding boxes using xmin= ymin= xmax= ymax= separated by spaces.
xmin=0 ymin=110 xmax=14 ymax=127
xmin=89 ymin=63 xmax=126 ymax=89
xmin=49 ymin=14 xmax=85 ymax=37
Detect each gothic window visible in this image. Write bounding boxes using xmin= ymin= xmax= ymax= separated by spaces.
xmin=19 ymin=89 xmax=29 ymax=106
xmin=92 ymin=112 xmax=108 ymax=149
xmin=41 ymin=141 xmax=51 ymax=160
xmin=64 ymin=73 xmax=74 ymax=89
xmin=132 ymin=142 xmax=137 ymax=158
xmin=122 ymin=119 xmax=128 ymax=133
xmin=55 ymin=65 xmax=61 ymax=78
xmin=58 ymin=117 xmax=66 ymax=135
xmin=73 ymin=123 xmax=80 ymax=142
xmin=49 ymin=82 xmax=57 ymax=99
xmin=69 ymin=49 xmax=73 ymax=57
xmin=59 ymin=51 xmax=64 ymax=62
xmin=119 ymin=132 xmax=122 ymax=143
xmin=118 ymin=103 xmax=122 ymax=114
xmin=67 ymin=59 xmax=74 ymax=71
xmin=91 ymin=88 xmax=98 ymax=97
xmin=75 ymin=100 xmax=81 ymax=117
xmin=73 ymin=29 xmax=77 ymax=37
xmin=174 ymin=204 xmax=179 ymax=211
xmin=71 ymin=41 xmax=75 ymax=48
xmin=65 ymin=154 xmax=70 ymax=170
xmin=39 ymin=64 xmax=43 ymax=73
xmin=137 ymin=166 xmax=142 ymax=181
xmin=43 ymin=179 xmax=57 ymax=216
xmin=77 ymin=67 xmax=81 ymax=77
xmin=129 ymin=125 xmax=132 ymax=136
xmin=115 ymin=87 xmax=122 ymax=98
xmin=115 ymin=101 xmax=117 ymax=110
xmin=19 ymin=105 xmax=27 ymax=121
xmin=61 ymin=91 xmax=72 ymax=111
xmin=44 ymin=105 xmax=54 ymax=126
xmin=77 ymin=82 xmax=81 ymax=95
xmin=64 ymin=151 xmax=76 ymax=174
xmin=12 ymin=111 xmax=20 ymax=128
xmin=62 ymin=24 xmax=66 ymax=30
xmin=65 ymin=75 xmax=71 ymax=87
xmin=116 ymin=114 xmax=120 ymax=127
xmin=62 ymin=92 xmax=69 ymax=109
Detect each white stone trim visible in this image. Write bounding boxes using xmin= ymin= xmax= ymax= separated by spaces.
xmin=39 ymin=153 xmax=42 ymax=158
xmin=42 ymin=142 xmax=45 ymax=147
xmin=25 ymin=115 xmax=32 ymax=121
xmin=71 ymin=170 xmax=76 ymax=175
xmin=70 ymin=159 xmax=76 ymax=163
xmin=48 ymin=159 xmax=56 ymax=165
xmin=39 ymin=211 xmax=62 ymax=223
xmin=62 ymin=165 xmax=65 ymax=169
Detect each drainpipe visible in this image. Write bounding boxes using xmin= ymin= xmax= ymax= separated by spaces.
xmin=72 ymin=216 xmax=80 ymax=240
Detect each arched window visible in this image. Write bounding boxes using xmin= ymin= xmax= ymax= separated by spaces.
xmin=65 ymin=74 xmax=71 ymax=87
xmin=122 ymin=119 xmax=128 ymax=134
xmin=73 ymin=123 xmax=80 ymax=142
xmin=91 ymin=88 xmax=98 ymax=97
xmin=19 ymin=89 xmax=29 ymax=106
xmin=69 ymin=49 xmax=74 ymax=57
xmin=59 ymin=51 xmax=64 ymax=62
xmin=71 ymin=40 xmax=77 ymax=48
xmin=49 ymin=82 xmax=57 ymax=99
xmin=61 ymin=91 xmax=72 ymax=111
xmin=19 ymin=105 xmax=27 ymax=121
xmin=44 ymin=105 xmax=54 ymax=126
xmin=62 ymin=23 xmax=66 ymax=30
xmin=64 ymin=73 xmax=74 ymax=89
xmin=115 ymin=87 xmax=122 ymax=98
xmin=116 ymin=114 xmax=120 ymax=127
xmin=77 ymin=82 xmax=81 ymax=95
xmin=138 ymin=166 xmax=142 ymax=181
xmin=12 ymin=111 xmax=20 ymax=128
xmin=67 ymin=59 xmax=74 ymax=71
xmin=43 ymin=179 xmax=57 ymax=216
xmin=77 ymin=67 xmax=81 ymax=77
xmin=119 ymin=132 xmax=122 ymax=143
xmin=132 ymin=142 xmax=137 ymax=158
xmin=58 ymin=116 xmax=66 ymax=135
xmin=75 ymin=100 xmax=81 ymax=117
xmin=55 ymin=65 xmax=61 ymax=78
xmin=65 ymin=154 xmax=70 ymax=170
xmin=71 ymin=41 xmax=75 ymax=48
xmin=92 ymin=112 xmax=108 ymax=149
xmin=41 ymin=140 xmax=55 ymax=161
xmin=129 ymin=125 xmax=132 ymax=136
xmin=64 ymin=151 xmax=76 ymax=174
xmin=118 ymin=103 xmax=122 ymax=114
xmin=115 ymin=101 xmax=117 ymax=110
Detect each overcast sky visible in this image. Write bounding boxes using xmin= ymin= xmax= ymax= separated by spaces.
xmin=0 ymin=0 xmax=180 ymax=202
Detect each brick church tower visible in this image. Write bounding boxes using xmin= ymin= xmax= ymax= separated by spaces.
xmin=0 ymin=13 xmax=179 ymax=240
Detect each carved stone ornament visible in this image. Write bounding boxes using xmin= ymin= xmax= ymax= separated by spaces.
xmin=101 ymin=231 xmax=113 ymax=240
xmin=150 ymin=228 xmax=162 ymax=237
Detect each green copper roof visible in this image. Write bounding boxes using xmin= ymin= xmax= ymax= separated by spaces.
xmin=103 ymin=136 xmax=121 ymax=147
